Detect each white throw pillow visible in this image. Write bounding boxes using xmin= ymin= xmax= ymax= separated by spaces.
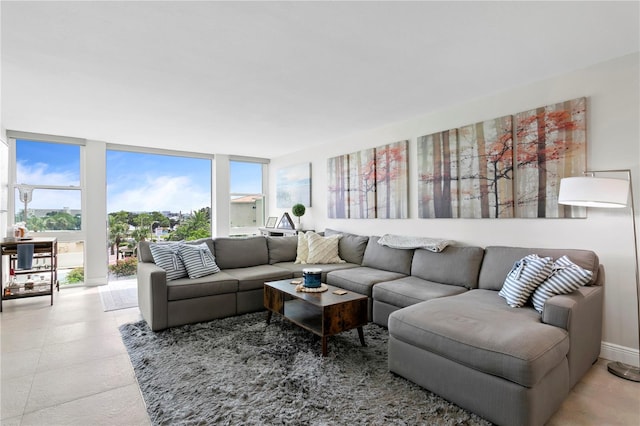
xmin=531 ymin=255 xmax=593 ymax=313
xmin=306 ymin=232 xmax=345 ymax=264
xmin=177 ymin=242 xmax=220 ymax=279
xmin=149 ymin=242 xmax=188 ymax=281
xmin=294 ymin=231 xmax=312 ymax=264
xmin=499 ymin=254 xmax=553 ymax=308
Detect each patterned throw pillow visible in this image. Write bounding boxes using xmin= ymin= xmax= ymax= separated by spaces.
xmin=177 ymin=243 xmax=220 ymax=279
xmin=306 ymin=232 xmax=345 ymax=264
xmin=149 ymin=243 xmax=188 ymax=281
xmin=294 ymin=231 xmax=312 ymax=264
xmin=499 ymin=254 xmax=554 ymax=308
xmin=531 ymin=255 xmax=593 ymax=313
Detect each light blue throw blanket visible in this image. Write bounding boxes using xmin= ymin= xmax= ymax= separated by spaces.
xmin=17 ymin=244 xmax=34 ymax=270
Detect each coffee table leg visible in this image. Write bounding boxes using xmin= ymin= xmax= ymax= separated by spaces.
xmin=357 ymin=327 xmax=366 ymax=347
xmin=322 ymin=337 xmax=328 ymax=357
xmin=266 ymin=311 xmax=272 ymax=325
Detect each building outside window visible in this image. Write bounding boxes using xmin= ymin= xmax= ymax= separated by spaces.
xmin=229 ymin=160 xmax=265 ymax=236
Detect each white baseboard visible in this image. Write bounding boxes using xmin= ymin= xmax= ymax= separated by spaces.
xmin=600 ymin=341 xmax=640 ymax=367
xmin=83 ymin=277 xmax=108 ymax=286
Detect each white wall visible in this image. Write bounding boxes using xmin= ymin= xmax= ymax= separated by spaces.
xmin=269 ymin=53 xmax=640 ymax=365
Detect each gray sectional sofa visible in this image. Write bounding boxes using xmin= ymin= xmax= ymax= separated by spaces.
xmin=136 ymin=230 xmax=604 ymax=426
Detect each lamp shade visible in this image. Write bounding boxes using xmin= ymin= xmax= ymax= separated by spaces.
xmin=558 ymin=177 xmax=629 ymax=208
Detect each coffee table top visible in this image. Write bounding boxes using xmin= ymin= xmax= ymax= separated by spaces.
xmin=265 ymin=279 xmax=367 ymax=307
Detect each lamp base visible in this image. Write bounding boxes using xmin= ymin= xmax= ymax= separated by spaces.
xmin=607 ymin=361 xmax=640 ymax=382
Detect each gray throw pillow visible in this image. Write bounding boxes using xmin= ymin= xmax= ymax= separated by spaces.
xmin=531 ymin=255 xmax=593 ymax=313
xmin=499 ymin=254 xmax=553 ymax=308
xmin=149 ymin=242 xmax=188 ymax=280
xmin=177 ymin=242 xmax=220 ymax=279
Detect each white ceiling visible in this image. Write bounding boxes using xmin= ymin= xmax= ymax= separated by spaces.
xmin=2 ymin=1 xmax=639 ymax=159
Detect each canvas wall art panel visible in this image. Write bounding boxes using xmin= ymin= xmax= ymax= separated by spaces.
xmin=375 ymin=140 xmax=409 ymax=219
xmin=418 ymin=130 xmax=459 ymax=218
xmin=327 ymin=155 xmax=350 ymax=218
xmin=458 ymin=115 xmax=514 ymax=218
xmin=348 ymin=149 xmax=377 ymax=219
xmin=276 ymin=163 xmax=311 ymax=209
xmin=515 ymin=97 xmax=587 ymax=218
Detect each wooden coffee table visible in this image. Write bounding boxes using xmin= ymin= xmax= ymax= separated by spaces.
xmin=264 ymin=279 xmax=368 ymax=356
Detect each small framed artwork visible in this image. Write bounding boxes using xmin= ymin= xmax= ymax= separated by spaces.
xmin=265 ymin=216 xmax=278 ymax=228
xmin=277 ymin=212 xmax=295 ymax=230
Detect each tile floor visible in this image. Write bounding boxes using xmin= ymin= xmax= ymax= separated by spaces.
xmin=1 ymin=287 xmax=639 ymax=425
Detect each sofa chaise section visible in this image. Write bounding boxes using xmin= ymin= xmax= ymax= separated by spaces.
xmin=387 ymin=246 xmax=604 ymax=426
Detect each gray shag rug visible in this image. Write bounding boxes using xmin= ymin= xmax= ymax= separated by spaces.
xmin=119 ymin=312 xmax=491 ymax=425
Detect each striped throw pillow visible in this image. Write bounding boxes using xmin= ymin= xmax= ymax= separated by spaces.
xmin=177 ymin=243 xmax=220 ymax=279
xmin=149 ymin=243 xmax=188 ymax=281
xmin=499 ymin=254 xmax=553 ymax=308
xmin=531 ymin=255 xmax=593 ymax=313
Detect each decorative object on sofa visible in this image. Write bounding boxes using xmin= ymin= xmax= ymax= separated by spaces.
xmin=306 ymin=232 xmax=345 ymax=264
xmin=327 ymin=140 xmax=408 ymax=219
xmin=418 ymin=116 xmax=514 ymax=218
xmin=531 ymin=255 xmax=593 ymax=313
xmin=265 ymin=216 xmax=278 ymax=228
xmin=276 ymin=162 xmax=311 ymax=208
xmin=558 ymin=169 xmax=639 ymax=382
xmin=276 ymin=212 xmax=295 ymax=230
xmin=176 ymin=242 xmax=220 ymax=278
xmin=377 ymin=234 xmax=452 ymax=252
xmin=291 ymin=203 xmax=306 ymax=230
xmin=516 ymin=97 xmax=587 ymax=218
xmin=499 ymin=254 xmax=554 ymax=307
xmin=302 ymin=267 xmax=322 ymax=288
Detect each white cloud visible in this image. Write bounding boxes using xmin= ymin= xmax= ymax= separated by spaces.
xmin=16 ymin=161 xmax=79 ymax=186
xmin=107 ymin=174 xmax=210 ymax=213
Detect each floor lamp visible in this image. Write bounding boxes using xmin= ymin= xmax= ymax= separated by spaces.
xmin=558 ymin=169 xmax=640 ymax=382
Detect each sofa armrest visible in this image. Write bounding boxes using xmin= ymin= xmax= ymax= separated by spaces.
xmin=542 ymin=285 xmax=604 ymax=388
xmin=137 ymin=262 xmax=169 ymax=331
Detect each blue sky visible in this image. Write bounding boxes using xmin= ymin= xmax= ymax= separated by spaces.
xmin=16 ymin=140 xmax=263 ymax=213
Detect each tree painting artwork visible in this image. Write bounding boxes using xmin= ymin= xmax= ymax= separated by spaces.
xmin=276 ymin=163 xmax=311 ymax=208
xmin=418 ymin=116 xmax=514 ymax=219
xmin=375 ymin=140 xmax=408 ymax=219
xmin=327 ymin=154 xmax=350 ymax=218
xmin=348 ymin=148 xmax=377 ymax=219
xmin=327 ymin=141 xmax=408 ymax=219
xmin=458 ymin=115 xmax=514 ymax=218
xmin=515 ymin=97 xmax=587 ymax=218
xmin=418 ymin=129 xmax=459 ymax=218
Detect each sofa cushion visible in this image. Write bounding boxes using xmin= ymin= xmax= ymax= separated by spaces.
xmin=324 ymin=229 xmax=369 ymax=264
xmin=149 ymin=242 xmax=188 ymax=280
xmin=326 ymin=266 xmax=406 ymax=297
xmin=294 ymin=231 xmax=311 ymax=264
xmin=273 ymin=262 xmax=359 ymax=281
xmin=214 ymin=236 xmax=268 ymax=269
xmin=531 ymin=255 xmax=593 ymax=313
xmin=373 ymin=276 xmax=467 ymax=308
xmin=499 ymin=254 xmax=554 ymax=308
xmin=267 ymin=236 xmax=298 ymax=264
xmin=361 ymin=236 xmax=414 ymax=275
xmin=478 ymin=246 xmax=599 ymax=290
xmin=411 ymin=246 xmax=484 ymax=289
xmin=388 ymin=289 xmax=570 ymax=387
xmin=224 ymin=265 xmax=292 ymax=291
xmin=306 ymin=232 xmax=345 ymax=264
xmin=176 ymin=242 xmax=221 ymax=279
xmin=167 ymin=271 xmax=238 ymax=301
